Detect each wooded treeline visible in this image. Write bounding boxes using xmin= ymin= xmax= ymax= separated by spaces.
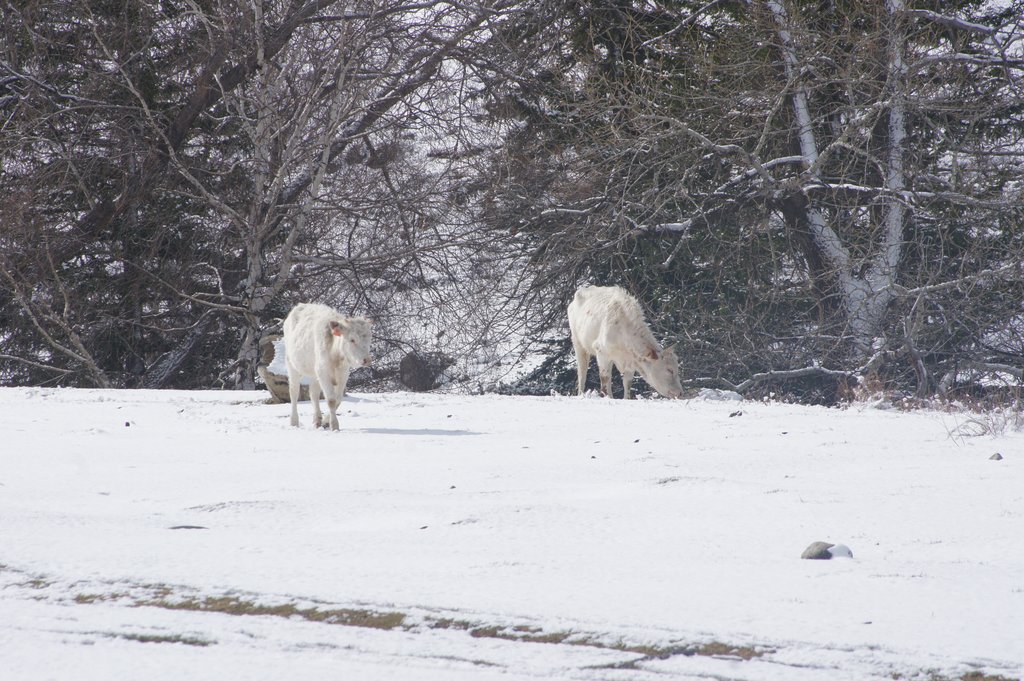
xmin=2 ymin=0 xmax=1022 ymax=402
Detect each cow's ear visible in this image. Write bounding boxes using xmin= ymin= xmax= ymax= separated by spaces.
xmin=646 ymin=347 xmax=660 ymax=361
xmin=329 ymin=320 xmax=346 ymax=337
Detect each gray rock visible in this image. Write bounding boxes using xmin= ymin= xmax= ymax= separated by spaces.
xmin=801 ymin=541 xmax=836 ymax=560
xmin=257 ymin=335 xmax=308 ymax=403
xmin=990 ymin=452 xmax=1004 ymax=461
xmin=801 ymin=541 xmax=853 ymax=560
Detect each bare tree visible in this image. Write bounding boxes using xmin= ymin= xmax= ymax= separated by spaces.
xmin=1 ymin=0 xmax=521 ymax=389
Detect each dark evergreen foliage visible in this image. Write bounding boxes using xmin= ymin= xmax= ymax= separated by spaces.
xmin=472 ymin=0 xmax=1024 ymax=402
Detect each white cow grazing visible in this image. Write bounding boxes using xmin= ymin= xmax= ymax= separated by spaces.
xmin=568 ymin=285 xmax=683 ymax=399
xmin=283 ymin=302 xmax=373 ymax=431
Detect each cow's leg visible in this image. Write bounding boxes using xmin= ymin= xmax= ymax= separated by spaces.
xmin=325 ymin=371 xmax=343 ymax=432
xmin=622 ymin=368 xmax=634 ymax=400
xmin=309 ymin=379 xmax=323 ymax=428
xmin=286 ymin=362 xmax=301 ymax=428
xmin=597 ymin=355 xmax=613 ymax=398
xmin=312 ymin=364 xmax=339 ymax=432
xmin=337 ymin=364 xmax=351 ymax=400
xmin=326 ymin=386 xmax=340 ymax=431
xmin=327 ymin=404 xmax=339 ymax=430
xmin=572 ymin=337 xmax=590 ymax=396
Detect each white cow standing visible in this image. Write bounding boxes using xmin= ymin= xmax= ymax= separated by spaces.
xmin=568 ymin=285 xmax=683 ymax=399
xmin=282 ymin=302 xmax=373 ymax=431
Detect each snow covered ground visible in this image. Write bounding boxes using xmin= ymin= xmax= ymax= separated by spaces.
xmin=1 ymin=387 xmax=1021 ymax=680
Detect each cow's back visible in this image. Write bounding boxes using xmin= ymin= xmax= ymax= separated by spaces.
xmin=570 ymin=285 xmax=658 ymax=358
xmin=569 ymin=286 xmax=608 ymax=350
xmin=570 ymin=286 xmax=637 ymax=345
xmin=283 ymin=302 xmax=336 ymax=373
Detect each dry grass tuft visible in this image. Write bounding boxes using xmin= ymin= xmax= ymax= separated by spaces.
xmin=142 ymin=594 xmax=406 ymax=630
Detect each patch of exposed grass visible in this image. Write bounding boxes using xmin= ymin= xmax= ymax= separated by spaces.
xmin=693 ymin=641 xmax=766 ymax=660
xmin=469 ymin=625 xmax=574 ymax=645
xmin=429 ymin=618 xmax=577 ymax=645
xmin=18 ymin=577 xmax=54 ymax=589
xmin=63 ymin=580 xmax=1000 ymax=681
xmin=73 ymin=583 xmax=771 ymax=665
xmin=602 ymin=640 xmax=768 ymax=661
xmin=75 ymin=583 xmax=174 ymax=605
xmin=112 ymin=632 xmax=213 ymax=647
xmin=141 ymin=594 xmax=406 ymax=631
xmin=579 ymin=639 xmax=771 ymax=671
xmin=426 ymin=617 xmax=767 ymax=662
xmin=430 ymin=655 xmax=502 ymax=668
xmin=898 ymin=673 xmax=1021 ymax=681
xmin=427 ymin=617 xmax=475 ymax=631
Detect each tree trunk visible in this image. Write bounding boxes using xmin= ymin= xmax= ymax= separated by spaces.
xmin=769 ymin=0 xmax=910 ymax=359
xmin=141 ymin=313 xmax=213 ymax=389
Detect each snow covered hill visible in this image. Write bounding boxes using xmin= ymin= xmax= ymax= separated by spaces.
xmin=1 ymin=387 xmax=1021 ymax=680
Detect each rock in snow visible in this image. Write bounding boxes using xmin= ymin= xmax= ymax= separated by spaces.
xmin=697 ymin=388 xmax=744 ymax=402
xmin=801 ymin=541 xmax=854 ymax=560
xmin=828 ymin=543 xmax=854 ymax=558
xmin=257 ymin=336 xmax=309 ymax=403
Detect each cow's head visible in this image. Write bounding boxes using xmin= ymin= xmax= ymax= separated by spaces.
xmin=329 ymin=317 xmax=374 ymax=367
xmin=639 ymin=344 xmax=683 ymax=398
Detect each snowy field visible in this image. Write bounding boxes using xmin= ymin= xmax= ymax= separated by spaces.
xmin=1 ymin=387 xmax=1021 ymax=681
